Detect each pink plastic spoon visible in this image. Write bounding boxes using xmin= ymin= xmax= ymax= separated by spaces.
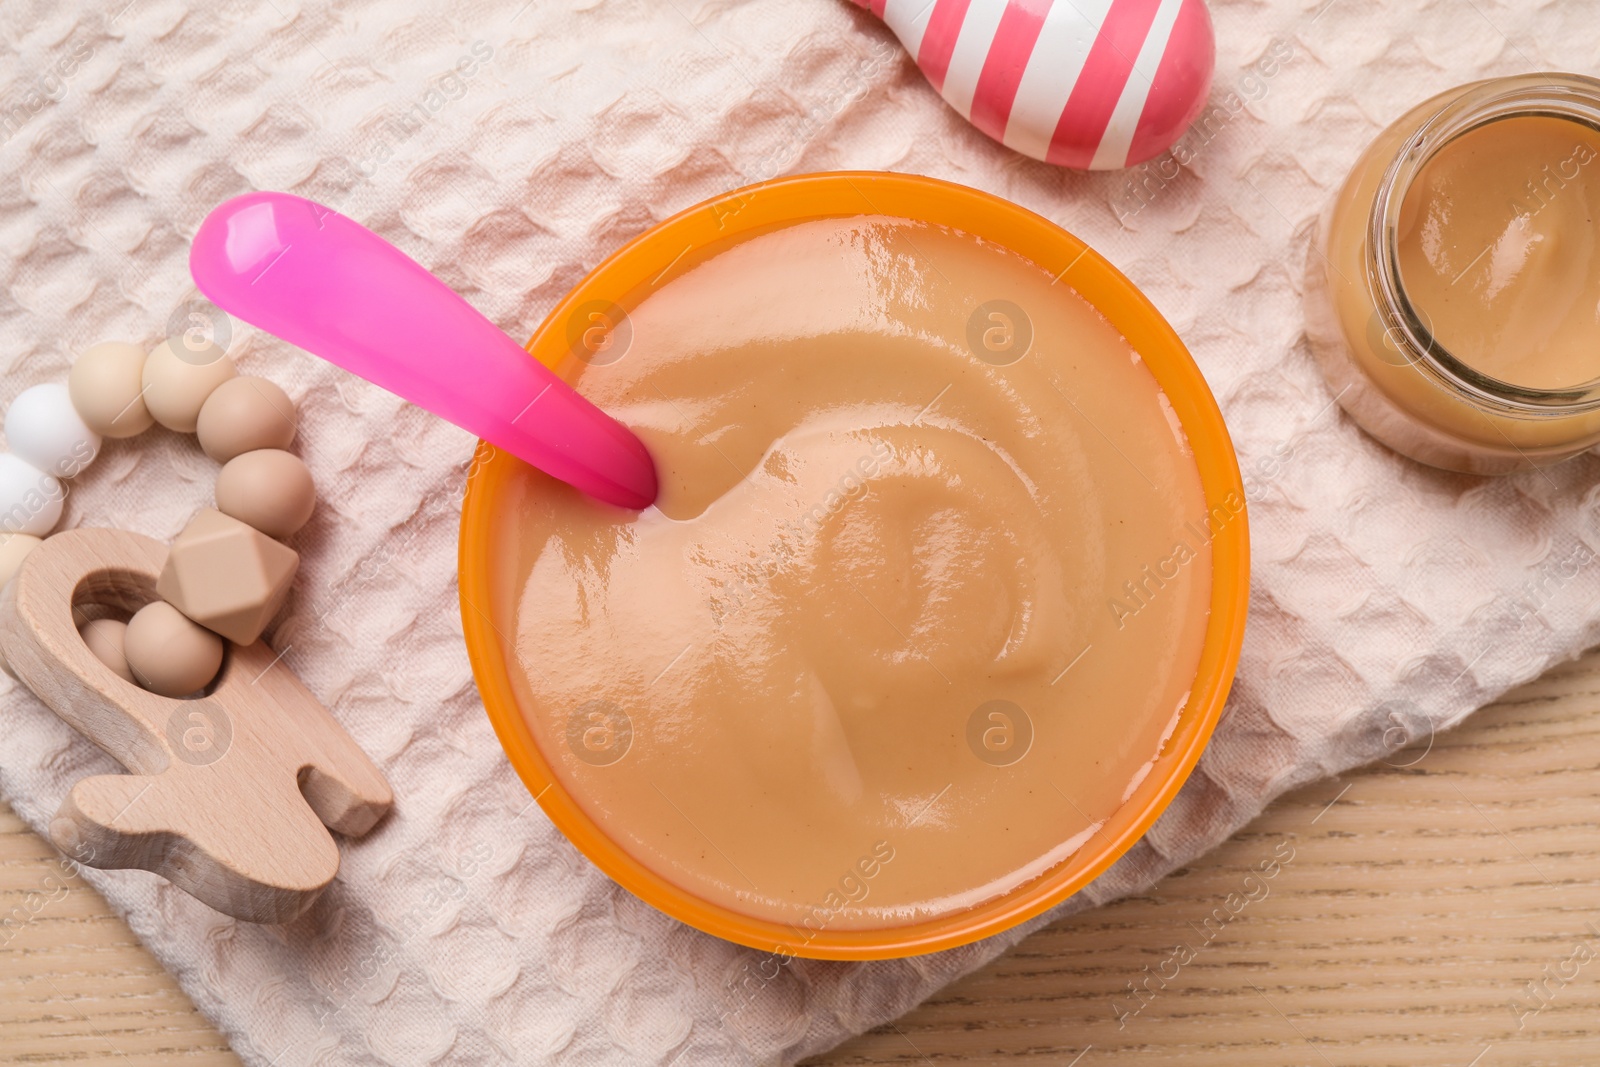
xmin=189 ymin=192 xmax=658 ymax=510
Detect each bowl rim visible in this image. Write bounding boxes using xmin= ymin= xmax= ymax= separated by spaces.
xmin=458 ymin=171 xmax=1250 ymax=960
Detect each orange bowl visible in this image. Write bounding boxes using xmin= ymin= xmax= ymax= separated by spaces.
xmin=458 ymin=172 xmax=1249 ymax=959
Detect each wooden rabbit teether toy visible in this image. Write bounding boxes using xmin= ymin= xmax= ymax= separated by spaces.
xmin=0 ymin=528 xmax=391 ymax=924
xmin=0 ymin=337 xmax=392 ymax=924
xmin=0 ymin=529 xmax=391 ymax=924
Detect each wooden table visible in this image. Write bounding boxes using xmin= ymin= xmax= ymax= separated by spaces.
xmin=5 ymin=650 xmax=1599 ymax=1065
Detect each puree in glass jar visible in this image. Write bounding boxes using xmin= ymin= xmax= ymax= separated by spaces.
xmin=1396 ymin=113 xmax=1600 ymax=391
xmin=487 ymin=216 xmax=1212 ymax=930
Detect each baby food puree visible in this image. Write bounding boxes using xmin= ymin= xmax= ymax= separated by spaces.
xmin=487 ymin=215 xmax=1213 ymax=930
xmin=1396 ymin=113 xmax=1600 ymax=391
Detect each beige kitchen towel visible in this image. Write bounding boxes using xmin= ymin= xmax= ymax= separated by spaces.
xmin=3 ymin=0 xmax=1599 ymax=1063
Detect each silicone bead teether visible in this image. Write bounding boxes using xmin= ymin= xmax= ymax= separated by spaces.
xmin=0 ymin=454 xmax=63 ymax=536
xmin=5 ymin=383 xmax=100 ymax=478
xmin=78 ymin=617 xmax=134 ymax=684
xmin=156 ymin=508 xmax=299 ymax=646
xmin=197 ymin=376 xmax=297 ymax=462
xmin=0 ymin=527 xmax=394 ymax=923
xmin=68 ymin=341 xmax=155 ymax=438
xmin=0 ymin=534 xmax=41 ymax=589
xmin=143 ymin=339 xmax=237 ymax=433
xmin=215 ymin=449 xmax=316 ymax=540
xmin=124 ymin=600 xmax=224 ymax=697
xmin=190 ymin=192 xmax=659 ymax=510
xmin=854 ymin=0 xmax=1214 ymax=169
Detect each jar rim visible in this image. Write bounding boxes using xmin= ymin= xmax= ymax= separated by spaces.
xmin=1368 ymin=72 xmax=1600 ymax=416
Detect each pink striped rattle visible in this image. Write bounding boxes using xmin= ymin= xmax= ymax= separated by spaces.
xmin=854 ymin=0 xmax=1215 ymax=170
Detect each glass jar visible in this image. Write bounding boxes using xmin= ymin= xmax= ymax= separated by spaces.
xmin=1306 ymin=73 xmax=1600 ymax=474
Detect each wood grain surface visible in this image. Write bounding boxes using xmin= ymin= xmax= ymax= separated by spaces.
xmin=4 ymin=647 xmax=1599 ymax=1065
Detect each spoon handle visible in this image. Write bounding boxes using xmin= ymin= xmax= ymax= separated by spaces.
xmin=190 ymin=192 xmax=657 ymax=509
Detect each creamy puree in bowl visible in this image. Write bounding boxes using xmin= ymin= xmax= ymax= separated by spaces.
xmin=488 ymin=216 xmax=1212 ymax=929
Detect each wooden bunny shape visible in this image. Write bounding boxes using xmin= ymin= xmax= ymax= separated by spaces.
xmin=0 ymin=527 xmax=392 ymax=924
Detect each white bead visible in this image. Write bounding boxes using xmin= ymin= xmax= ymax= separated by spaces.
xmin=0 ymin=454 xmax=63 ymax=536
xmin=5 ymin=383 xmax=101 ymax=478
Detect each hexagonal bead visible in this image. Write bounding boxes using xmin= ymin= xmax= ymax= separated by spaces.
xmin=155 ymin=508 xmax=298 ymax=645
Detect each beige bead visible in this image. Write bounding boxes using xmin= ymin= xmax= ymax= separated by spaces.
xmin=142 ymin=340 xmax=236 ymax=433
xmin=0 ymin=533 xmax=41 ymax=677
xmin=196 ymin=377 xmax=297 ymax=462
xmin=68 ymin=341 xmax=155 ymax=438
xmin=156 ymin=508 xmax=298 ymax=645
xmin=79 ymin=617 xmax=135 ymax=683
xmin=0 ymin=532 xmax=41 ymax=589
xmin=124 ymin=601 xmax=224 ymax=697
xmin=215 ymin=449 xmax=315 ymax=540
